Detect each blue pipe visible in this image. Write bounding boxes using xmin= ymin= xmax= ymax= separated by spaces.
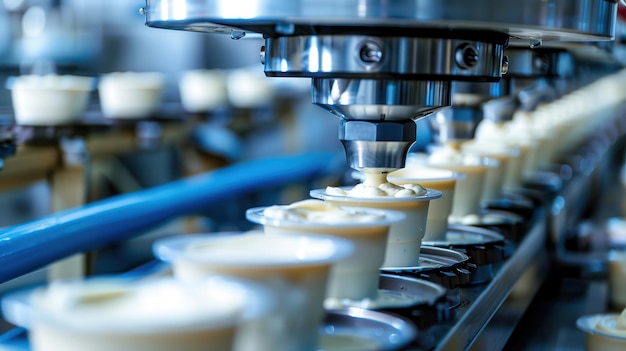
xmin=0 ymin=152 xmax=343 ymax=284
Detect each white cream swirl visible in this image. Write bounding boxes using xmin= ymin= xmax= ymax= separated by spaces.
xmin=428 ymin=144 xmax=483 ymax=166
xmin=594 ymin=309 xmax=626 ymax=338
xmin=262 ymin=199 xmax=385 ymax=223
xmin=325 ymin=182 xmax=427 ymax=198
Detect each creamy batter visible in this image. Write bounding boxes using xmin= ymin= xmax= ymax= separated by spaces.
xmin=263 ymin=199 xmax=386 ymax=223
xmin=29 ymin=278 xmax=249 ymax=351
xmin=593 ymin=308 xmax=626 ymax=338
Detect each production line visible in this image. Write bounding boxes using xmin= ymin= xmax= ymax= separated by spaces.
xmin=0 ymin=1 xmax=626 ymax=350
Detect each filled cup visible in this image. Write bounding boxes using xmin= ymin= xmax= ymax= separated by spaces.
xmin=388 ymin=166 xmax=464 ymax=241
xmin=153 ymin=231 xmax=352 ymax=351
xmin=461 ymin=140 xmax=522 ymax=199
xmin=310 ymin=184 xmax=441 ymax=268
xmin=29 ymin=276 xmax=270 ymax=351
xmin=577 ymin=308 xmax=626 ymax=351
xmin=179 ymin=69 xmax=227 ymax=113
xmin=98 ymin=72 xmax=164 ymax=119
xmin=246 ymin=199 xmax=405 ymax=302
xmin=422 ymin=144 xmax=498 ymax=223
xmin=9 ymin=74 xmax=93 ymax=125
xmin=609 ymin=250 xmax=626 ymax=309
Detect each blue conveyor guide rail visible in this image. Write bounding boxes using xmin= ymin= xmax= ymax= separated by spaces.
xmin=0 ymin=151 xmax=343 ymax=285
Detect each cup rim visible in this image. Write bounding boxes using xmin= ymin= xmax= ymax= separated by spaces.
xmin=153 ymin=231 xmax=354 ymax=267
xmin=309 ymin=187 xmax=442 ymax=203
xmin=29 ymin=275 xmax=274 ymax=334
xmin=576 ymin=314 xmax=626 ymax=341
xmin=246 ymin=205 xmax=406 ymax=228
xmin=387 ymin=167 xmax=467 ymax=183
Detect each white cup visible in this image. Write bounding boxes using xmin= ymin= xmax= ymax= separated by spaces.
xmin=609 ymin=250 xmax=626 ymax=309
xmin=29 ymin=276 xmax=270 ymax=351
xmin=9 ymin=74 xmax=93 ymax=125
xmin=153 ymin=231 xmax=352 ymax=351
xmin=246 ymin=203 xmax=405 ymax=301
xmin=179 ymin=69 xmax=227 ymax=113
xmin=461 ymin=141 xmax=521 ymax=199
xmin=98 ymin=72 xmax=164 ymax=119
xmin=577 ymin=311 xmax=626 ymax=351
xmin=427 ymin=162 xmax=489 ymax=221
xmin=309 ymin=188 xmax=441 ymax=268
xmin=388 ymin=167 xmax=464 ymax=242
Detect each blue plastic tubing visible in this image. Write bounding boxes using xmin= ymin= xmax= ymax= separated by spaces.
xmin=0 ymin=152 xmax=341 ymax=284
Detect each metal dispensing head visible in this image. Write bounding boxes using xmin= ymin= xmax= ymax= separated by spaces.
xmin=142 ymin=0 xmax=619 ymax=173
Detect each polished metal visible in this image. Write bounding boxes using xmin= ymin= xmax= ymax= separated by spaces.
xmin=312 ymin=79 xmax=451 ymax=121
xmin=264 ymin=35 xmax=505 ymax=81
xmin=144 ymin=0 xmax=617 ymax=41
xmin=313 ymin=77 xmax=449 ymax=170
xmin=142 ymin=0 xmax=619 ymax=172
xmin=341 ymin=140 xmax=414 ymax=171
xmin=505 ymin=46 xmax=575 ymax=78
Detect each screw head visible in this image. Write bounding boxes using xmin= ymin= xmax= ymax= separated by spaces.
xmin=455 ymin=44 xmax=479 ymax=69
xmin=359 ymin=41 xmax=383 ymax=64
xmin=260 ymin=45 xmax=266 ymax=65
xmin=501 ymin=55 xmax=509 ymax=75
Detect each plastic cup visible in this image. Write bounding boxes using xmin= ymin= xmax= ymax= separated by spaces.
xmin=246 ymin=203 xmax=405 ymax=301
xmin=426 ymin=161 xmax=491 ymax=221
xmin=388 ymin=167 xmax=464 ymax=241
xmin=98 ymin=72 xmax=164 ymax=119
xmin=29 ymin=276 xmax=270 ymax=351
xmin=609 ymin=250 xmax=626 ymax=309
xmin=179 ymin=69 xmax=227 ymax=113
xmin=577 ymin=311 xmax=626 ymax=351
xmin=153 ymin=231 xmax=352 ymax=351
xmin=9 ymin=74 xmax=93 ymax=125
xmin=461 ymin=140 xmax=522 ymax=198
xmin=309 ymin=188 xmax=441 ymax=268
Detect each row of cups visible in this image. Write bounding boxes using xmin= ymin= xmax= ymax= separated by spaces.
xmin=25 ymin=181 xmax=444 ymax=351
xmin=27 ymin=153 xmax=506 ymax=351
xmin=7 ymin=67 xmax=277 ymax=126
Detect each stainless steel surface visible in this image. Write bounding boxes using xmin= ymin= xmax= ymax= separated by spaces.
xmin=322 ymin=307 xmax=418 ymax=351
xmin=339 ymin=119 xmax=418 ymax=171
xmin=313 ymin=79 xmax=451 ymax=121
xmin=144 ymin=0 xmax=617 ymax=41
xmin=434 ymin=208 xmax=548 ymax=350
xmin=378 ymin=274 xmax=447 ymax=307
xmin=424 ymin=225 xmax=505 ymax=247
xmin=143 ymin=0 xmax=619 ymax=172
xmin=265 ymin=35 xmax=504 ymax=80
